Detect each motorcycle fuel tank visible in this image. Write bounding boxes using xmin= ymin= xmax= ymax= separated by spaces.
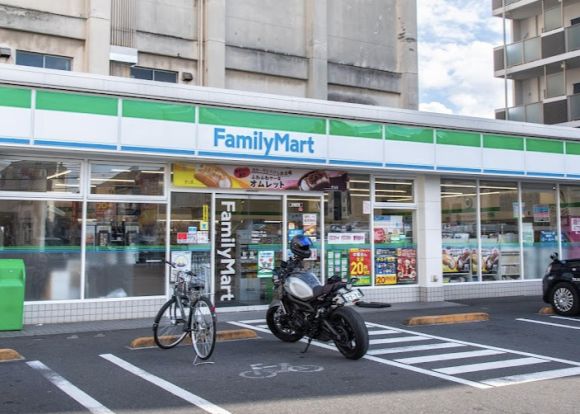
xmin=284 ymin=271 xmax=321 ymax=300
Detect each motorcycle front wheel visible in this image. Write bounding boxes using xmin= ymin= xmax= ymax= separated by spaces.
xmin=266 ymin=305 xmax=304 ymax=342
xmin=330 ymin=307 xmax=369 ymax=360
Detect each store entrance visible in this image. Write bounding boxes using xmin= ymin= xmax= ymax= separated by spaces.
xmin=214 ymin=194 xmax=282 ymax=307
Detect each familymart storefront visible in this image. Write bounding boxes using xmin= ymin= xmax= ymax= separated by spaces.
xmin=2 ymin=66 xmax=580 ymax=324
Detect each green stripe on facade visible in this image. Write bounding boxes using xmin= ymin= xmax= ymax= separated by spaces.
xmin=526 ymin=138 xmax=563 ymax=154
xmin=0 ymin=86 xmax=31 ymax=108
xmin=436 ymin=130 xmax=481 ymax=147
xmin=483 ymin=134 xmax=524 ymax=151
xmin=329 ymin=120 xmax=382 ymax=139
xmin=36 ymin=91 xmax=117 ymax=116
xmin=385 ymin=125 xmax=433 ymax=143
xmin=566 ymin=141 xmax=580 ymax=155
xmin=123 ymin=99 xmax=195 ymax=123
xmin=199 ymin=106 xmax=325 ymax=134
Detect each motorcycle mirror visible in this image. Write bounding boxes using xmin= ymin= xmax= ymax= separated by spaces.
xmin=550 ymin=252 xmax=559 ymax=261
xmin=350 ymin=277 xmax=359 ymax=284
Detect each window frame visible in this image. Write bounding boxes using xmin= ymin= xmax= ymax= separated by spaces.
xmin=15 ymin=50 xmax=72 ymax=71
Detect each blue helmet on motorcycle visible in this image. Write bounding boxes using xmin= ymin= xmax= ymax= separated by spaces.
xmin=290 ymin=234 xmax=312 ymax=259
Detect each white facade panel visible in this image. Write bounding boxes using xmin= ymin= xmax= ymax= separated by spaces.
xmin=0 ymin=107 xmax=31 ymax=139
xmin=121 ymin=118 xmax=196 ymax=150
xmin=525 ymin=152 xmax=564 ymax=175
xmin=483 ymin=148 xmax=525 ymax=173
xmin=385 ymin=141 xmax=435 ymax=168
xmin=328 ymin=136 xmax=383 ymax=164
xmin=436 ymin=145 xmax=482 ymax=171
xmin=35 ymin=110 xmax=118 ymax=145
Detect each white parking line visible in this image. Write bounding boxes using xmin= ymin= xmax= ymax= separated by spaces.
xmin=368 ymin=329 xmax=399 ymax=335
xmin=435 ymin=357 xmax=548 ymax=375
xmin=27 ymin=361 xmax=114 ymax=414
xmin=100 ymin=354 xmax=230 ymax=414
xmin=395 ymin=350 xmax=504 ymax=365
xmin=368 ymin=343 xmax=466 ymax=356
xmin=550 ymin=315 xmax=580 ymax=323
xmin=517 ymin=318 xmax=580 ymax=330
xmin=370 ymin=336 xmax=431 ymax=345
xmin=481 ymin=367 xmax=580 ymax=387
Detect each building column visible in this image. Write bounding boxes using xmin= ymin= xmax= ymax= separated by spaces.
xmin=203 ymin=0 xmax=226 ymax=88
xmin=396 ymin=0 xmax=418 ymax=110
xmin=305 ymin=0 xmax=328 ymax=100
xmin=86 ymin=0 xmax=111 ymax=75
xmin=416 ymin=175 xmax=443 ymax=301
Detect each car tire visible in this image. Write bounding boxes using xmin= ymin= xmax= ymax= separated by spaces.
xmin=550 ymin=282 xmax=580 ymax=316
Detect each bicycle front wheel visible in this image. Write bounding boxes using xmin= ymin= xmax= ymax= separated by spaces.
xmin=153 ymin=297 xmax=189 ymax=349
xmin=189 ymin=297 xmax=216 ymax=360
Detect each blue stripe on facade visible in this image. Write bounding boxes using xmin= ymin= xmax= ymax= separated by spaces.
xmin=34 ymin=140 xmax=117 ymax=150
xmin=566 ymin=174 xmax=580 ymax=179
xmin=0 ymin=137 xmax=31 ymax=145
xmin=120 ymin=146 xmax=196 ymax=155
xmin=198 ymin=151 xmax=326 ymax=164
xmin=437 ymin=166 xmax=482 ymax=173
xmin=526 ymin=171 xmax=566 ymax=177
xmin=384 ymin=163 xmax=435 ymax=170
xmin=483 ymin=169 xmax=526 ymax=176
xmin=328 ymin=159 xmax=383 ymax=167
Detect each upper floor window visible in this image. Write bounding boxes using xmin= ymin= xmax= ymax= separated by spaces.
xmin=130 ymin=66 xmax=177 ymax=83
xmin=15 ymin=51 xmax=71 ymax=71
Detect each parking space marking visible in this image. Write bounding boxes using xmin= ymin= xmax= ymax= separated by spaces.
xmin=368 ymin=329 xmax=398 ymax=335
xmin=394 ymin=349 xmax=504 ymax=365
xmin=550 ymin=315 xmax=580 ymax=323
xmin=435 ymin=357 xmax=548 ymax=375
xmin=233 ymin=319 xmax=580 ymax=389
xmin=100 ymin=354 xmax=230 ymax=414
xmin=27 ymin=360 xmax=115 ymax=414
xmin=516 ymin=318 xmax=580 ymax=330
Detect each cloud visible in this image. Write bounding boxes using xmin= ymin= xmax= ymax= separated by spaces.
xmin=418 ymin=0 xmax=508 ymax=118
xmin=420 ymin=101 xmax=454 ymax=114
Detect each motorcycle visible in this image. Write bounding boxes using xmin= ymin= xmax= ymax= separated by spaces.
xmin=266 ymin=235 xmax=369 ymax=360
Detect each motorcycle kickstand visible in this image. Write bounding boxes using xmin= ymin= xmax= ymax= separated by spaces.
xmin=301 ymin=337 xmax=313 ymax=354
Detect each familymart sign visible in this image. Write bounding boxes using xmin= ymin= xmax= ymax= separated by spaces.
xmin=197 ymin=107 xmax=327 ymax=162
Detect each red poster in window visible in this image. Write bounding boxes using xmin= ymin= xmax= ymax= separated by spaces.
xmin=397 ymin=248 xmax=417 ymax=284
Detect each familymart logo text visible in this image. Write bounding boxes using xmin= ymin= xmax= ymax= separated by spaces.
xmin=213 ymin=127 xmax=315 ymax=156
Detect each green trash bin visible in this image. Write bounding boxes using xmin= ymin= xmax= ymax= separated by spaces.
xmin=0 ymin=259 xmax=26 ymax=331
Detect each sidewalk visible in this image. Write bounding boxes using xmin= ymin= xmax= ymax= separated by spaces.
xmin=0 ymin=299 xmax=469 ymax=339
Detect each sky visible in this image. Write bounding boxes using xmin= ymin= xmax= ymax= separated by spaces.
xmin=417 ymin=0 xmax=508 ymax=119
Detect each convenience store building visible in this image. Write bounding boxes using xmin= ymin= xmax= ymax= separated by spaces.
xmin=2 ymin=65 xmax=580 ymax=324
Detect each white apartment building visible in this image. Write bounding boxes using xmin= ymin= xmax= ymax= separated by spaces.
xmin=493 ymin=0 xmax=580 ymax=126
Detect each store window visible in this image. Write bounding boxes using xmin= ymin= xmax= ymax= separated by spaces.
xmin=16 ymin=50 xmax=72 ymax=71
xmin=130 ymin=66 xmax=177 ymax=83
xmin=560 ymin=185 xmax=580 ymax=260
xmin=90 ymin=163 xmax=164 ymax=196
xmin=441 ymin=179 xmax=478 ymax=283
xmin=521 ymin=183 xmax=557 ymax=279
xmin=0 ymin=200 xmax=82 ymax=300
xmin=84 ymin=202 xmax=166 ymax=298
xmin=374 ymin=209 xmax=417 ymax=286
xmin=0 ymin=158 xmax=81 ymax=194
xmin=170 ymin=193 xmax=212 ymax=291
xmin=325 ymin=174 xmax=371 ymax=286
xmin=375 ymin=178 xmax=414 ymax=203
xmin=480 ymin=181 xmax=520 ymax=281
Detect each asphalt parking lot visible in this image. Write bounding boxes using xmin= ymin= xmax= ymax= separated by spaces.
xmin=2 ymin=296 xmax=580 ymax=414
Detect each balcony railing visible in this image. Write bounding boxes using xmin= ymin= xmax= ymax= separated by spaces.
xmin=492 ymin=0 xmax=522 ymax=9
xmin=495 ymin=25 xmax=580 ymax=71
xmin=496 ymin=94 xmax=580 ymax=124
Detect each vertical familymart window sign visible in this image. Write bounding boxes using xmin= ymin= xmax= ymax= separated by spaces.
xmin=197 ymin=107 xmax=327 ymax=162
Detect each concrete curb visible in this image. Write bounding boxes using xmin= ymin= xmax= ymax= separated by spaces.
xmin=130 ymin=329 xmax=257 ymax=349
xmin=539 ymin=306 xmax=554 ymax=315
xmin=0 ymin=349 xmax=23 ymax=362
xmin=405 ymin=312 xmax=490 ymax=326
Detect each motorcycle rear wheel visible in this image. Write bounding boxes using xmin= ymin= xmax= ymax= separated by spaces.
xmin=266 ymin=305 xmax=304 ymax=342
xmin=330 ymin=307 xmax=369 ymax=360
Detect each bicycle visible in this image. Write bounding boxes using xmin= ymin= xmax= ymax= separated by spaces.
xmin=152 ymin=260 xmax=217 ymax=360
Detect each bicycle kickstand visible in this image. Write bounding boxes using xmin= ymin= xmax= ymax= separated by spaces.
xmin=301 ymin=337 xmax=313 ymax=354
xmin=193 ymin=355 xmax=215 ymax=366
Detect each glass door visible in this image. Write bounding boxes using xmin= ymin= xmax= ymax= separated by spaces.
xmin=286 ymin=195 xmax=323 ymax=279
xmin=215 ymin=194 xmax=282 ymax=307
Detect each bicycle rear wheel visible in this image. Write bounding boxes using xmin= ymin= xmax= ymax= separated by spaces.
xmin=189 ymin=297 xmax=216 ymax=360
xmin=153 ymin=297 xmax=189 ymax=349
